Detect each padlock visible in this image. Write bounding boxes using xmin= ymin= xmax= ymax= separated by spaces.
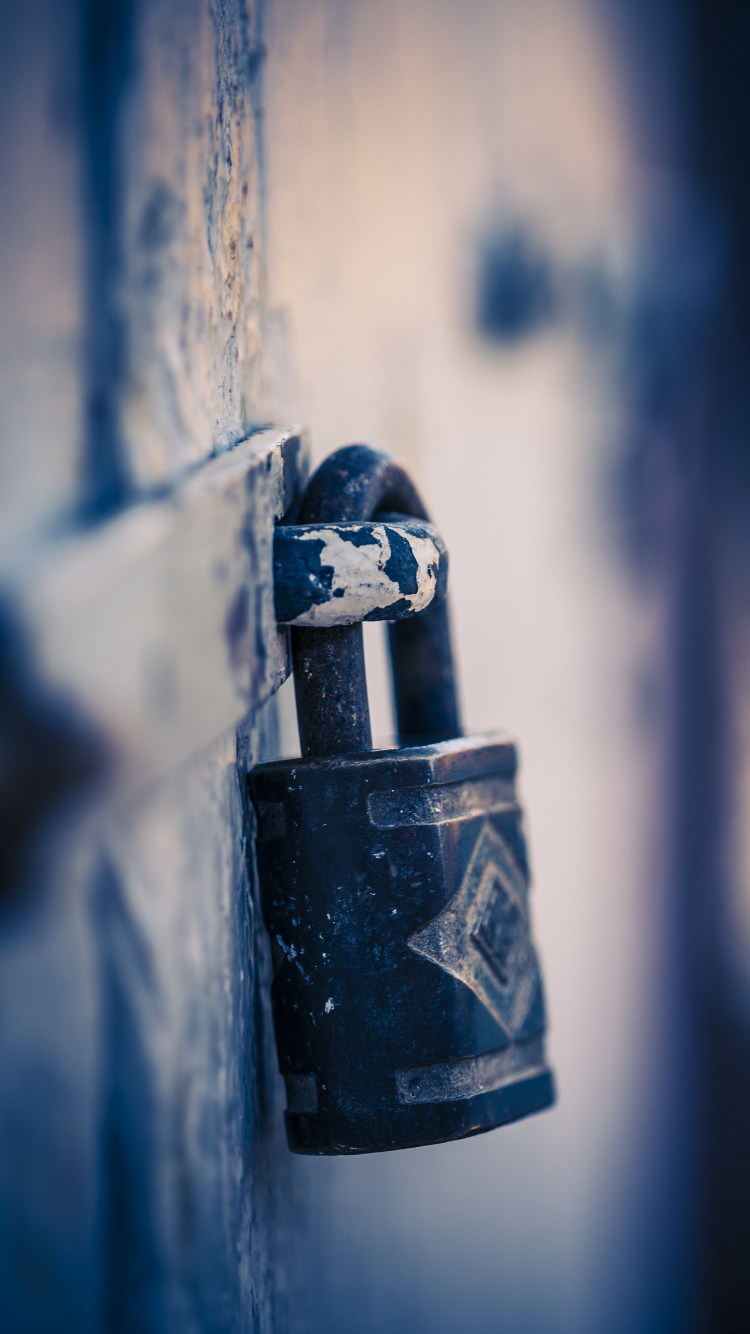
xmin=249 ymin=446 xmax=554 ymax=1154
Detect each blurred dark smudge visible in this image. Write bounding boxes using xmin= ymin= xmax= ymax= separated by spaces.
xmin=606 ymin=2 xmax=750 ymax=1327
xmin=682 ymin=2 xmax=750 ymax=1325
xmin=475 ymin=229 xmax=557 ymax=344
xmin=0 ymin=603 xmax=108 ymax=903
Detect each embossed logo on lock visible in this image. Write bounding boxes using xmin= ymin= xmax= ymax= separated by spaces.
xmin=406 ymin=820 xmax=541 ymax=1038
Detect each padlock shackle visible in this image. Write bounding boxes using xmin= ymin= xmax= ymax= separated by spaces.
xmin=290 ymin=446 xmax=462 ymax=757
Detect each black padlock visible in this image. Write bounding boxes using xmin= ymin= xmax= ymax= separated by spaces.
xmin=249 ymin=446 xmax=554 ymax=1154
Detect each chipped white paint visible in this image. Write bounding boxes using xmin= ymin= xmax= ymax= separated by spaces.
xmin=324 ymin=997 xmax=335 ymax=1013
xmin=285 ymin=522 xmax=441 ymax=626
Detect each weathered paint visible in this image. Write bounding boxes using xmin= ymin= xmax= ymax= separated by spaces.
xmin=274 ymin=518 xmax=447 ymax=626
xmin=5 ymin=428 xmax=304 ymax=794
xmin=0 ymin=2 xmax=311 ymax=1330
xmin=107 ymin=0 xmax=266 ymax=491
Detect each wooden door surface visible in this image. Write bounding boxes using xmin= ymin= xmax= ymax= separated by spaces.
xmin=0 ymin=4 xmax=307 ymax=1330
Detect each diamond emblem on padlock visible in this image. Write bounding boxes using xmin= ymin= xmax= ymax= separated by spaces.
xmin=474 ymin=865 xmax=527 ymax=985
xmin=407 ymin=820 xmax=540 ymax=1038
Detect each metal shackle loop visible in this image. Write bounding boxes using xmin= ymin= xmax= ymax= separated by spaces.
xmin=289 ymin=445 xmax=462 ymax=757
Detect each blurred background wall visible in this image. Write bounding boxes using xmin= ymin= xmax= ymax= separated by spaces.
xmin=2 ymin=0 xmax=750 ymax=1330
xmin=261 ymin=1 xmax=750 ymax=1329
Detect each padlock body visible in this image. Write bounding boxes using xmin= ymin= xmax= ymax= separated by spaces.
xmin=249 ymin=732 xmax=554 ymax=1154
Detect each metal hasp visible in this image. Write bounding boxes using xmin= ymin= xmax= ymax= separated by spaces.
xmin=249 ymin=445 xmax=554 ymax=1154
